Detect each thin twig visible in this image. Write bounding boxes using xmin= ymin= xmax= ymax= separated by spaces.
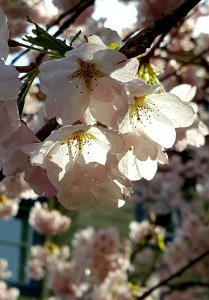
xmin=136 ymin=249 xmax=209 ymax=300
xmin=53 ymin=0 xmax=95 ymax=37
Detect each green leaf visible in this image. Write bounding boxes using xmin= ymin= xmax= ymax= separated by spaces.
xmin=18 ymin=68 xmax=40 ymax=116
xmin=70 ymin=30 xmax=82 ymax=47
xmin=24 ymin=17 xmax=71 ymax=56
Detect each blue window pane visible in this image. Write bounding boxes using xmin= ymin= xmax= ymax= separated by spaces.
xmin=0 ymin=218 xmax=22 ymax=244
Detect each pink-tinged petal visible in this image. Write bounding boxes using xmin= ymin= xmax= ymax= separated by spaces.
xmin=91 ymin=177 xmax=127 ymax=209
xmin=91 ymin=77 xmax=126 ymax=104
xmin=45 ymin=82 xmax=90 ymax=124
xmin=1 ymin=122 xmax=39 ymax=152
xmin=0 ymin=99 xmax=20 ymax=142
xmin=89 ymin=92 xmax=128 ymax=128
xmin=0 ymin=60 xmax=21 ymax=98
xmin=2 ymin=150 xmax=30 ymax=176
xmin=95 ymin=127 xmax=125 ymax=154
xmin=58 ymin=184 xmax=96 ymax=210
xmin=24 ymin=167 xmax=57 ymax=197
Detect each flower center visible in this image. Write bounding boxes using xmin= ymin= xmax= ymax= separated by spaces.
xmin=72 ymin=61 xmax=104 ymax=91
xmin=0 ymin=194 xmax=8 ymax=205
xmin=129 ymin=96 xmax=152 ymax=123
xmin=61 ymin=129 xmax=96 ymax=158
xmin=44 ymin=242 xmax=59 ymax=255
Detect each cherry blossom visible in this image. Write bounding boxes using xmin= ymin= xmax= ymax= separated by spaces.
xmin=39 ymin=40 xmax=138 ymax=126
xmin=118 ymin=132 xmax=168 ymax=181
xmin=93 ymin=270 xmax=134 ymax=300
xmin=27 ymin=242 xmax=70 ymax=280
xmin=170 ymin=84 xmax=209 ymax=151
xmin=0 ymin=122 xmax=57 ymax=197
xmin=0 ymin=281 xmax=19 ymax=300
xmin=30 ymin=124 xmax=132 ymax=208
xmin=29 ymin=202 xmax=71 ymax=235
xmin=0 ymin=194 xmax=19 ymax=219
xmin=119 ymin=80 xmax=195 ymax=148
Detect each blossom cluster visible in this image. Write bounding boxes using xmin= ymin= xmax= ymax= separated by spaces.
xmin=0 ymin=259 xmax=19 ymax=300
xmin=0 ymin=6 xmax=198 ymax=210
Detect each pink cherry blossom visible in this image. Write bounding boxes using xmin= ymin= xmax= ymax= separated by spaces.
xmin=0 ymin=194 xmax=19 ymax=219
xmin=29 ymin=202 xmax=71 ymax=235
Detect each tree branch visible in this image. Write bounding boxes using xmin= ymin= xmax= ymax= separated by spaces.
xmin=119 ymin=0 xmax=202 ymax=58
xmin=136 ymin=249 xmax=209 ymax=300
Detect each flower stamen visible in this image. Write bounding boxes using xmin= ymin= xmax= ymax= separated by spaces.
xmin=61 ymin=130 xmax=96 ymax=158
xmin=71 ymin=61 xmax=105 ymax=91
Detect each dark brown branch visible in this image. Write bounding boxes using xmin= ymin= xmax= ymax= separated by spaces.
xmin=136 ymin=249 xmax=209 ymax=300
xmin=36 ymin=117 xmax=58 ymax=142
xmin=46 ymin=0 xmax=89 ymax=29
xmin=53 ymin=0 xmax=95 ymax=38
xmin=119 ymin=0 xmax=202 ymax=58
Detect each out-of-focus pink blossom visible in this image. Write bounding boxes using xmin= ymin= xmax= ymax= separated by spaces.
xmin=0 ymin=194 xmax=19 ymax=220
xmin=26 ymin=242 xmax=70 ymax=280
xmin=29 ymin=202 xmax=71 ymax=235
xmin=0 ymin=281 xmax=19 ymax=300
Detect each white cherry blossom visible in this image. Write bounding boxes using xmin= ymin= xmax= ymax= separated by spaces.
xmin=170 ymin=84 xmax=209 ymax=151
xmin=119 ymin=80 xmax=195 ymax=148
xmin=56 ymin=163 xmax=132 ymax=210
xmin=31 ymin=124 xmax=124 ymax=181
xmin=118 ymin=132 xmax=168 ymax=181
xmin=39 ymin=41 xmax=138 ymax=126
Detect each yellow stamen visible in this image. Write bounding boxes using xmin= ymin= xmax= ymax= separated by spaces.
xmin=44 ymin=242 xmax=59 ymax=255
xmin=0 ymin=194 xmax=8 ymax=204
xmin=59 ymin=130 xmax=96 ymax=159
xmin=71 ymin=60 xmax=104 ymax=91
xmin=130 ymin=96 xmax=151 ymax=122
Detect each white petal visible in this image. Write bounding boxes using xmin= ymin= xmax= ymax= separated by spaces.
xmin=149 ymin=92 xmax=195 ymax=128
xmin=170 ymin=84 xmax=197 ymax=102
xmin=136 ymin=109 xmax=176 ymax=148
xmin=119 ymin=150 xmax=157 ymax=181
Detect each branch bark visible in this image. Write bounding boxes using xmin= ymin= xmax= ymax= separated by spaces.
xmin=119 ymin=0 xmax=202 ymax=58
